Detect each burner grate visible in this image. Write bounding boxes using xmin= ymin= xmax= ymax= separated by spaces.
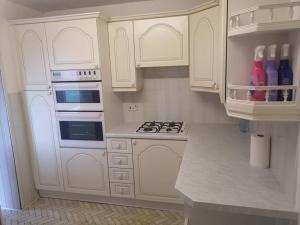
xmin=136 ymin=121 xmax=183 ymax=134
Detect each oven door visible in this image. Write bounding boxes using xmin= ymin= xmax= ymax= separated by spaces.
xmin=56 ymin=112 xmax=106 ymax=149
xmin=53 ymin=82 xmax=103 ymax=111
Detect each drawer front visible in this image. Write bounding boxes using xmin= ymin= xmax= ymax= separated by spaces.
xmin=107 ymin=138 xmax=132 ymax=153
xmin=109 ymin=168 xmax=134 ymax=183
xmin=110 ymin=183 xmax=134 ymax=198
xmin=108 ymin=153 xmax=133 ymax=168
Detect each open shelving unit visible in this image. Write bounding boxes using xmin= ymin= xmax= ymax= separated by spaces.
xmin=228 ymin=1 xmax=300 ymax=37
xmin=226 ymin=1 xmax=300 ymax=121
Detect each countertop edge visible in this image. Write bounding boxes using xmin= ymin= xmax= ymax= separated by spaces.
xmin=175 ymin=186 xmax=298 ymax=220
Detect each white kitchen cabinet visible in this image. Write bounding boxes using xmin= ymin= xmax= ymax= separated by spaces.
xmin=15 ymin=24 xmax=52 ymax=91
xmin=60 ymin=148 xmax=110 ymax=196
xmin=190 ymin=7 xmax=220 ymax=92
xmin=133 ymin=139 xmax=186 ymax=204
xmin=45 ymin=18 xmax=100 ymax=70
xmin=108 ymin=21 xmax=143 ymax=92
xmin=24 ymin=91 xmax=64 ymax=191
xmin=134 ymin=16 xmax=189 ymax=67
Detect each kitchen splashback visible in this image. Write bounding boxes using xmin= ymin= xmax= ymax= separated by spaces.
xmin=123 ymin=66 xmax=236 ymax=124
xmin=251 ymin=121 xmax=299 ymax=205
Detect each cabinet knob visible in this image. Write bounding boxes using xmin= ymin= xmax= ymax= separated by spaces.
xmin=48 ymin=85 xmax=52 ymax=90
xmin=132 ymin=140 xmax=137 ymax=146
xmin=48 ymin=91 xmax=52 ymax=96
xmin=117 ymin=159 xmax=122 ymax=165
xmin=116 ymin=144 xmax=121 ymax=149
xmin=214 ymin=83 xmax=217 ymax=89
xmin=102 ymin=151 xmax=106 ymax=157
xmin=118 ymin=174 xmax=123 ymax=180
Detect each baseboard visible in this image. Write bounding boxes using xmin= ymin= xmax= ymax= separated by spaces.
xmin=39 ymin=190 xmax=183 ymax=211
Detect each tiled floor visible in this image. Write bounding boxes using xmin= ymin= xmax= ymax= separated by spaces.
xmin=2 ymin=198 xmax=184 ymax=225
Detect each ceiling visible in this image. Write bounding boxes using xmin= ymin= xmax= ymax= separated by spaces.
xmin=8 ymin=0 xmax=151 ymax=12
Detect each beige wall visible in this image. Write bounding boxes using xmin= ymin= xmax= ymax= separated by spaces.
xmin=0 ymin=0 xmax=43 ymax=208
xmin=122 ymin=67 xmax=236 ymax=124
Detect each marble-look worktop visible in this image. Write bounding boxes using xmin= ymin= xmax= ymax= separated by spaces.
xmin=106 ymin=122 xmax=189 ymax=140
xmin=106 ymin=123 xmax=298 ymax=220
xmin=175 ymin=124 xmax=297 ymax=220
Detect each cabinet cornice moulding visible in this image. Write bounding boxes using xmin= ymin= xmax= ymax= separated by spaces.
xmin=9 ymin=0 xmax=219 ymax=25
xmin=109 ymin=0 xmax=219 ymax=22
xmin=10 ymin=12 xmax=107 ymax=25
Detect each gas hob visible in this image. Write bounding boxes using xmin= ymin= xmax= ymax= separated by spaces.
xmin=136 ymin=121 xmax=185 ymax=134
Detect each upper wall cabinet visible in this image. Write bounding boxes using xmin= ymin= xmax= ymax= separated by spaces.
xmin=134 ymin=16 xmax=189 ymax=67
xmin=108 ymin=21 xmax=143 ymax=92
xmin=45 ymin=18 xmax=100 ymax=70
xmin=15 ymin=24 xmax=51 ymax=91
xmin=190 ymin=7 xmax=220 ymax=93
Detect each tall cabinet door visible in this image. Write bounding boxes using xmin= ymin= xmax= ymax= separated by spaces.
xmin=45 ymin=18 xmax=100 ymax=70
xmin=133 ymin=139 xmax=186 ymax=204
xmin=134 ymin=16 xmax=189 ymax=67
xmin=190 ymin=7 xmax=220 ymax=91
xmin=24 ymin=91 xmax=64 ymax=191
xmin=15 ymin=24 xmax=51 ymax=91
xmin=61 ymin=148 xmax=110 ymax=196
xmin=108 ymin=21 xmax=142 ymax=91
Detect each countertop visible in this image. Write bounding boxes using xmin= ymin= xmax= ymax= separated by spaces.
xmin=106 ymin=122 xmax=189 ymax=140
xmin=106 ymin=123 xmax=298 ymax=220
xmin=175 ymin=124 xmax=297 ymax=220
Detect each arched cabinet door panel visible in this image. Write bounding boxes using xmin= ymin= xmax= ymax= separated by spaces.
xmin=24 ymin=91 xmax=63 ymax=191
xmin=61 ymin=148 xmax=110 ymax=196
xmin=133 ymin=139 xmax=186 ymax=204
xmin=15 ymin=24 xmax=51 ymax=91
xmin=108 ymin=21 xmax=143 ymax=91
xmin=45 ymin=18 xmax=100 ymax=70
xmin=190 ymin=7 xmax=220 ymax=91
xmin=134 ymin=16 xmax=189 ymax=67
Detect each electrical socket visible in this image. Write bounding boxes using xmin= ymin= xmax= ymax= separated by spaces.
xmin=127 ymin=103 xmax=139 ymax=111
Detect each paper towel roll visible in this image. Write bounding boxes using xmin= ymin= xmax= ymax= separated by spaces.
xmin=250 ymin=134 xmax=270 ymax=169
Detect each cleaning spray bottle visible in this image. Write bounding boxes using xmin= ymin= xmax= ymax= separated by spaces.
xmin=250 ymin=45 xmax=266 ymax=101
xmin=266 ymin=45 xmax=278 ymax=101
xmin=278 ymin=44 xmax=293 ymax=101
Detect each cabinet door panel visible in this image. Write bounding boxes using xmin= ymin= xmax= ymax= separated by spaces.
xmin=61 ymin=148 xmax=110 ymax=196
xmin=16 ymin=24 xmax=51 ymax=90
xmin=25 ymin=91 xmax=63 ymax=191
xmin=190 ymin=7 xmax=219 ymax=89
xmin=109 ymin=21 xmax=136 ymax=88
xmin=46 ymin=19 xmax=100 ymax=70
xmin=134 ymin=16 xmax=189 ymax=67
xmin=133 ymin=139 xmax=186 ymax=203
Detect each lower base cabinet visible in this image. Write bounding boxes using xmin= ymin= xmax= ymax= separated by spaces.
xmin=60 ymin=148 xmax=110 ymax=196
xmin=24 ymin=91 xmax=64 ymax=192
xmin=132 ymin=139 xmax=186 ymax=204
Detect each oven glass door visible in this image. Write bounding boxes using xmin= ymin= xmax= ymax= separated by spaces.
xmin=57 ymin=112 xmax=106 ymax=149
xmin=53 ymin=82 xmax=103 ymax=111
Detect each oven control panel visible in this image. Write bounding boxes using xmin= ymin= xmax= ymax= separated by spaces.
xmin=51 ymin=69 xmax=101 ymax=82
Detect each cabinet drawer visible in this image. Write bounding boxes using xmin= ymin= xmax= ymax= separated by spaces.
xmin=110 ymin=183 xmax=134 ymax=198
xmin=107 ymin=138 xmax=132 ymax=153
xmin=109 ymin=168 xmax=134 ymax=183
xmin=108 ymin=153 xmax=133 ymax=168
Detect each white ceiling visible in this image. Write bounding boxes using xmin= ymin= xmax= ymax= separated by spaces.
xmin=8 ymin=0 xmax=151 ymax=12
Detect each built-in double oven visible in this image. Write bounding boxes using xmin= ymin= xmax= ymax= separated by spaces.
xmin=51 ymin=69 xmax=106 ymax=149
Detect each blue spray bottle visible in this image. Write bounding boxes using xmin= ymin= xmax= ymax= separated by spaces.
xmin=266 ymin=45 xmax=278 ymax=101
xmin=278 ymin=44 xmax=293 ymax=101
